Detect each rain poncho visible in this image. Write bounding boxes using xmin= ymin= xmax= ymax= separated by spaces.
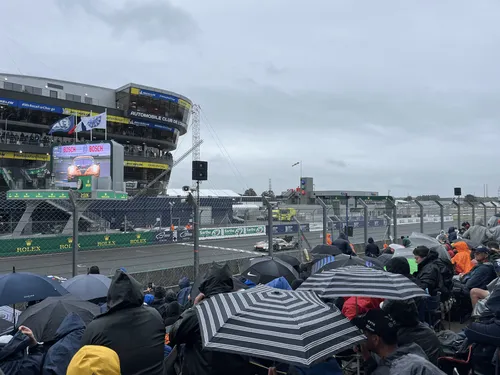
xmin=342 ymin=297 xmax=384 ymax=320
xmin=487 ymin=215 xmax=500 ymax=241
xmin=67 ymin=345 xmax=120 ymax=375
xmin=451 ymin=241 xmax=474 ymax=274
xmin=462 ymin=217 xmax=488 ymax=247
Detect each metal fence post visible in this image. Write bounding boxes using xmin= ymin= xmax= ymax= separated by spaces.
xmin=452 ymin=199 xmax=460 ymax=229
xmin=386 ymin=200 xmax=397 ymax=241
xmin=186 ymin=193 xmax=199 ymax=279
xmin=492 ymin=201 xmax=498 ymax=215
xmin=479 ymin=201 xmax=487 ymax=226
xmin=357 ymin=198 xmax=369 ymax=245
xmin=465 ymin=200 xmax=475 ymax=224
xmin=315 ymin=197 xmax=328 ymax=245
xmin=263 ymin=197 xmax=273 ymax=257
xmin=68 ymin=190 xmax=79 ymax=277
xmin=293 ymin=217 xmax=312 ymax=250
xmin=414 ymin=200 xmax=424 ymax=234
xmin=434 ymin=200 xmax=444 ymax=231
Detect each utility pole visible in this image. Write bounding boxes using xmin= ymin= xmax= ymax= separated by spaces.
xmin=192 ymin=104 xmax=201 ymax=162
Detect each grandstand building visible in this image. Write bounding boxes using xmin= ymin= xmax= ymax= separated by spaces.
xmin=0 ymin=73 xmax=192 ymax=194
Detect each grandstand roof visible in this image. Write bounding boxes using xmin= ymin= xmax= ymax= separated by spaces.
xmin=166 ymin=189 xmax=241 ymax=198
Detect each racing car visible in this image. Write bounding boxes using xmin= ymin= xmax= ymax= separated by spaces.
xmin=254 ymin=236 xmax=299 ymax=251
xmin=67 ymin=155 xmax=100 ymax=181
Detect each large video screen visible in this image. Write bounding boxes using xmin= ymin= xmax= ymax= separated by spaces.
xmin=52 ymin=143 xmax=111 ymax=188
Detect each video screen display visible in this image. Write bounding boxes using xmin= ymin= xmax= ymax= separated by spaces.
xmin=52 ymin=143 xmax=111 ymax=188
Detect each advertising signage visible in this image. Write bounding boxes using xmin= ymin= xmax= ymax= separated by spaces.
xmin=128 ymin=110 xmax=186 ymax=127
xmin=130 ymin=87 xmax=191 ymax=109
xmin=128 ymin=119 xmax=174 ymax=132
xmin=52 ymin=143 xmax=112 ymax=188
xmin=0 ymin=97 xmax=63 ymax=114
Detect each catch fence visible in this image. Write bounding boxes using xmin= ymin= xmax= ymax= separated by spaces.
xmin=0 ymin=191 xmax=498 ymax=284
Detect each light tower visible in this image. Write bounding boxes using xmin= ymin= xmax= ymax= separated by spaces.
xmin=191 ymin=104 xmax=201 ymax=162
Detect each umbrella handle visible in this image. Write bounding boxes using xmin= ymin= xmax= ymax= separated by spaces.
xmin=249 ymin=361 xmax=287 ymax=374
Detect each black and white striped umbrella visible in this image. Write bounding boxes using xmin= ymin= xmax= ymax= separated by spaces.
xmin=299 ymin=266 xmax=427 ymax=300
xmin=195 ymin=285 xmax=365 ymax=367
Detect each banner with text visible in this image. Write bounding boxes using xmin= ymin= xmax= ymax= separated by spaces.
xmin=199 ymin=225 xmax=265 ymax=240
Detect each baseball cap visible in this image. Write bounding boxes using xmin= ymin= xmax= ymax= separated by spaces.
xmin=353 ymin=309 xmax=398 ymax=343
xmin=475 ymin=245 xmax=489 ymax=254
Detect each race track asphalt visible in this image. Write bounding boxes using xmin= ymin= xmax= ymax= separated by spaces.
xmin=0 ymin=222 xmax=447 ymax=278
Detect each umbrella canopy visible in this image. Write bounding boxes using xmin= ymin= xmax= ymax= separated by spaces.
xmin=61 ymin=274 xmax=111 ymax=301
xmin=276 ymin=254 xmax=301 ymax=271
xmin=0 ymin=272 xmax=68 ymax=305
xmin=195 ymin=285 xmax=365 ymax=367
xmin=311 ymin=254 xmax=382 ymax=274
xmin=0 ymin=306 xmax=21 ymax=336
xmin=310 ymin=244 xmax=343 ymax=256
xmin=241 ymin=257 xmax=299 ymax=284
xmin=408 ymin=232 xmax=451 ymax=260
xmin=361 ymin=254 xmax=393 ymax=269
xmin=16 ymin=294 xmax=100 ymax=342
xmin=299 ymin=266 xmax=427 ymax=300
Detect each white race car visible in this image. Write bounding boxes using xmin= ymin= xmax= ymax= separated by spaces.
xmin=254 ymin=237 xmax=299 ymax=251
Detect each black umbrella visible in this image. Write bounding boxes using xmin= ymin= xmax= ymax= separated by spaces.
xmin=311 ymin=244 xmax=343 ymax=256
xmin=195 ymin=285 xmax=365 ymax=367
xmin=311 ymin=254 xmax=382 ymax=274
xmin=363 ymin=254 xmax=393 ymax=269
xmin=241 ymin=256 xmax=299 ymax=285
xmin=61 ymin=274 xmax=111 ymax=301
xmin=0 ymin=271 xmax=68 ymax=305
xmin=16 ymin=294 xmax=100 ymax=342
xmin=276 ymin=254 xmax=300 ymax=272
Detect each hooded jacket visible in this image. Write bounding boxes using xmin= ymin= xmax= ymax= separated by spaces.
xmin=365 ymin=343 xmax=444 ymax=375
xmin=169 ymin=263 xmax=254 ymax=375
xmin=67 ymin=345 xmax=120 ymax=375
xmin=413 ymin=249 xmax=442 ymax=296
xmin=487 ymin=215 xmax=500 ymax=242
xmin=342 ymin=296 xmax=384 ymax=321
xmin=451 ymin=241 xmax=474 ymax=274
xmin=365 ymin=238 xmax=380 ymax=258
xmin=382 ymin=300 xmax=441 ymax=365
xmin=80 ymin=271 xmax=165 ymax=375
xmin=42 ymin=313 xmax=86 ymax=375
xmin=462 ymin=217 xmax=488 ymax=247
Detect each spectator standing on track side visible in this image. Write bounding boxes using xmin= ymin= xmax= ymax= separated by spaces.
xmin=365 ymin=237 xmax=380 ymax=258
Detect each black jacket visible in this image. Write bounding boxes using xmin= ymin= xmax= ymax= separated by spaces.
xmin=365 ymin=238 xmax=380 ymax=258
xmin=80 ymin=271 xmax=165 ymax=375
xmin=414 ymin=250 xmax=443 ymax=296
xmin=169 ymin=263 xmax=254 ymax=375
xmin=434 ymin=257 xmax=455 ymax=301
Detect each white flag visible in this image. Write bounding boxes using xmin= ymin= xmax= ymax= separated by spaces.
xmin=78 ymin=112 xmax=107 ymax=132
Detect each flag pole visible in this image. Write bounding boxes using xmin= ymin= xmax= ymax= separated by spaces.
xmin=104 ymin=109 xmax=108 ymax=140
xmin=75 ymin=113 xmax=78 ymax=143
xmin=90 ymin=110 xmax=93 ymax=141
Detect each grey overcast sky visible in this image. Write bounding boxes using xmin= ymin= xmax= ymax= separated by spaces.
xmin=1 ymin=0 xmax=500 ymax=197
